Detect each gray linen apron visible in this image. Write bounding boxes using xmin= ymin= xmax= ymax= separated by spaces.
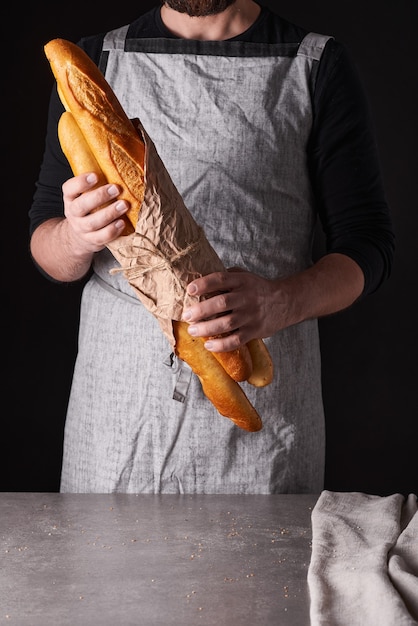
xmin=60 ymin=29 xmax=331 ymax=494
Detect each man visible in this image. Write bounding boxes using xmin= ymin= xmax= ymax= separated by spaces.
xmin=29 ymin=0 xmax=394 ymax=493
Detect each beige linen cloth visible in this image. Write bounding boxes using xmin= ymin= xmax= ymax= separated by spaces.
xmin=308 ymin=490 xmax=418 ymax=625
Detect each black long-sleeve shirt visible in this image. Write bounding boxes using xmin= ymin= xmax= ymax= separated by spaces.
xmin=29 ymin=4 xmax=395 ymax=296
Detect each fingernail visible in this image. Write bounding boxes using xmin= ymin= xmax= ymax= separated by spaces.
xmin=188 ymin=284 xmax=198 ymax=295
xmin=182 ymin=310 xmax=192 ymax=321
xmin=86 ymin=173 xmax=97 ymax=184
xmin=204 ymin=341 xmax=214 ymax=350
xmin=188 ymin=325 xmax=197 ymax=336
xmin=108 ymin=184 xmax=119 ymax=196
xmin=115 ymin=220 xmax=125 ymax=230
xmin=115 ymin=201 xmax=127 ymax=213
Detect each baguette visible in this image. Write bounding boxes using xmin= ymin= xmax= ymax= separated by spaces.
xmin=246 ymin=338 xmax=274 ymax=387
xmin=173 ymin=321 xmax=262 ymax=431
xmin=45 ymin=38 xmax=145 ymax=235
xmin=207 ymin=334 xmax=253 ymax=382
xmin=45 ymin=37 xmax=271 ymax=430
xmin=58 ymin=111 xmax=106 ymax=188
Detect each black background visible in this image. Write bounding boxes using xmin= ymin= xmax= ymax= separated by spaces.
xmin=3 ymin=1 xmax=417 ymax=495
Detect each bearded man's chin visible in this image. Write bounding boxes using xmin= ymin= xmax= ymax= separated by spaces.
xmin=163 ymin=0 xmax=237 ymax=18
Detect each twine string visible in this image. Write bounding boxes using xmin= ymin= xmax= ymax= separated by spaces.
xmin=109 ymin=228 xmax=204 ymax=289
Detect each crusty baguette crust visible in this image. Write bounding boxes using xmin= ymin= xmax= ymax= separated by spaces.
xmin=46 ymin=37 xmax=270 ymax=430
xmin=246 ymin=338 xmax=274 ymax=387
xmin=173 ymin=321 xmax=262 ymax=432
xmin=208 ymin=336 xmax=253 ymax=382
xmin=58 ymin=110 xmax=134 ymax=230
xmin=58 ymin=111 xmax=107 ymax=187
xmin=45 ymin=38 xmax=145 ymax=234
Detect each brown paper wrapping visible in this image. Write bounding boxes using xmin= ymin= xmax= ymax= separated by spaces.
xmin=107 ymin=120 xmax=225 ymax=347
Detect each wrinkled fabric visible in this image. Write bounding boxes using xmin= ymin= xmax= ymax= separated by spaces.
xmin=308 ymin=491 xmax=418 ymax=625
xmin=60 ymin=30 xmax=330 ymax=494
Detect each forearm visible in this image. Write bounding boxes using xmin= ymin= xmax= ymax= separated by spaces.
xmin=275 ymin=253 xmax=365 ymax=329
xmin=30 ymin=218 xmax=94 ymax=282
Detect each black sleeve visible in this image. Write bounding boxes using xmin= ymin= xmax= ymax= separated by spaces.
xmin=28 ymin=85 xmax=71 ymax=236
xmin=309 ymin=39 xmax=395 ymax=296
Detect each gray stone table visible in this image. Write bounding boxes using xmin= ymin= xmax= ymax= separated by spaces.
xmin=0 ymin=493 xmax=318 ymax=625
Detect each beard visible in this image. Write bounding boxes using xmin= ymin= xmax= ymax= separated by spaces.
xmin=162 ymin=0 xmax=237 ymax=17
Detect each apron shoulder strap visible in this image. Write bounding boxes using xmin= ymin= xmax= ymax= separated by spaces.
xmin=102 ymin=24 xmax=130 ymax=51
xmin=99 ymin=24 xmax=130 ymax=74
xmin=298 ymin=33 xmax=334 ymax=95
xmin=298 ymin=32 xmax=334 ymax=60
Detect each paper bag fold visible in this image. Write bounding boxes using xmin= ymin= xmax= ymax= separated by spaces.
xmin=107 ymin=120 xmax=225 ymax=347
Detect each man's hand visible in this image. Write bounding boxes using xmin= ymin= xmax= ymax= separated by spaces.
xmin=182 ymin=254 xmax=365 ymax=352
xmin=30 ymin=172 xmax=130 ymax=282
xmin=182 ymin=268 xmax=285 ymax=352
xmin=62 ymin=172 xmax=129 ymax=253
